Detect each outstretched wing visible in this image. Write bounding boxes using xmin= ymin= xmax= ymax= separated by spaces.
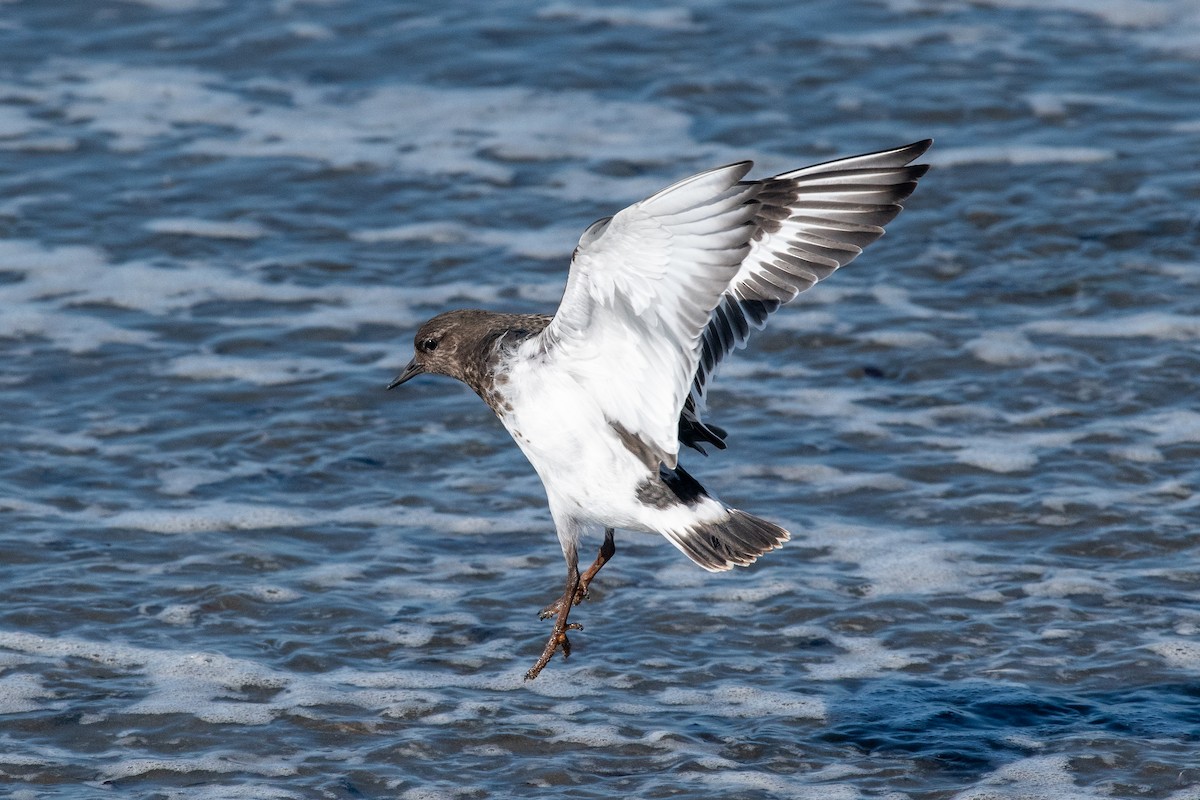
xmin=536 ymin=161 xmax=762 ymax=470
xmin=680 ymin=139 xmax=932 ymax=453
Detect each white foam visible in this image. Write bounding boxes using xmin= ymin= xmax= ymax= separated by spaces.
xmin=164 ymin=354 xmax=342 ymax=385
xmin=0 ymin=237 xmax=553 ymax=365
xmin=782 ymin=629 xmax=927 ymax=680
xmin=158 ymin=464 xmax=266 ymax=495
xmin=96 ymin=498 xmax=547 ymax=536
xmin=104 ymin=501 xmax=313 ymax=533
xmin=955 ymin=439 xmax=1038 ymax=473
xmin=805 ymin=522 xmax=984 ymax=596
xmin=972 ymin=0 xmax=1173 ymax=29
xmin=0 ymin=672 xmax=55 ymax=714
xmin=351 ymin=221 xmax=577 ymax=260
xmin=32 ymin=60 xmax=705 ymax=192
xmin=1109 ymin=444 xmax=1163 ymax=463
xmin=657 ymin=685 xmax=826 ymax=720
xmin=0 ymin=241 xmax=244 ymax=350
xmin=362 ymin=624 xmax=436 ymax=649
xmin=145 ymin=218 xmax=269 ymax=240
xmin=1129 ymin=409 xmax=1200 ymax=445
xmin=861 ymin=329 xmax=942 ymax=348
xmin=952 ymin=754 xmax=1105 ymax=800
xmin=0 ymin=303 xmax=152 ymax=353
xmin=1022 ymin=569 xmax=1111 ymax=599
xmin=933 ymin=145 xmax=1114 ymax=167
xmin=0 ymin=134 xmax=77 ymax=153
xmin=18 ymin=429 xmax=119 ymax=455
xmin=825 ymin=24 xmax=980 ymax=50
xmin=0 ymin=751 xmax=64 ymax=768
xmin=690 ymin=771 xmax=860 ymax=800
xmin=285 ymin=21 xmax=335 ymax=41
xmin=0 ymin=239 xmax=159 ymax=351
xmin=926 ymin=431 xmax=1081 ymax=474
xmin=154 ymin=604 xmax=199 ymax=626
xmin=1025 ymin=91 xmax=1126 ymax=119
xmin=247 ymin=584 xmax=302 ymax=603
xmin=0 ymin=105 xmax=41 ymax=138
xmin=399 ymin=786 xmax=487 ymax=800
xmin=1133 ymin=5 xmax=1200 ymax=58
xmin=1147 ymin=638 xmax=1200 ymax=669
xmin=100 ymin=754 xmax=296 ymax=781
xmin=965 ymin=329 xmax=1045 ymax=366
xmin=1145 ymin=260 xmax=1200 ymax=285
xmin=766 ymin=386 xmax=891 ymax=438
xmin=0 ymin=632 xmax=290 ymax=725
xmin=0 ymin=497 xmax=68 ymax=518
xmin=351 ymin=222 xmax=468 ymax=245
xmin=156 ymin=788 xmax=303 ymax=800
xmin=0 ymin=629 xmax=537 ymax=731
xmin=730 ymin=463 xmax=914 ymax=495
xmin=1027 ymin=312 xmax=1200 ymax=341
xmin=702 ymin=578 xmax=805 ymax=605
xmin=536 ymin=4 xmax=701 ymax=30
xmin=870 ymin=285 xmax=949 ymax=319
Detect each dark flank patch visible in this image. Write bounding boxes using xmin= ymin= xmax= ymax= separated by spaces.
xmin=635 ymin=463 xmax=709 ymax=509
xmin=635 ymin=479 xmax=676 ymax=509
xmin=609 ymin=420 xmax=662 ymax=471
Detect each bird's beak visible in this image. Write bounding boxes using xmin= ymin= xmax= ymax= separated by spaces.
xmin=386 ymin=358 xmax=424 ymax=390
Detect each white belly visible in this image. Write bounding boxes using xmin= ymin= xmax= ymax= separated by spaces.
xmin=496 ymin=359 xmax=653 ymax=530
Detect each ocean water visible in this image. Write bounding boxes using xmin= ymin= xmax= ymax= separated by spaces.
xmin=2 ymin=0 xmax=1199 ymax=797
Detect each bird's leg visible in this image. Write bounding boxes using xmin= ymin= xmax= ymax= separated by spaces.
xmin=538 ymin=528 xmax=615 ymax=619
xmin=525 ymin=558 xmax=582 ymax=681
xmin=577 ymin=527 xmax=616 ymax=601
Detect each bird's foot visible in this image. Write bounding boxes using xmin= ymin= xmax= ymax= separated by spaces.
xmin=525 ymin=621 xmax=583 ymax=681
xmin=537 ymin=585 xmax=588 ymax=620
xmin=537 ymin=529 xmax=615 ymax=622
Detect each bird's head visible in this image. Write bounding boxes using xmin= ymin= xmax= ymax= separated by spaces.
xmin=386 ymin=309 xmax=492 ymax=389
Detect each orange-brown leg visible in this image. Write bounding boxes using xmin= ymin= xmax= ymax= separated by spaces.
xmin=525 ymin=559 xmax=583 ymax=681
xmin=538 ymin=528 xmax=615 ymax=620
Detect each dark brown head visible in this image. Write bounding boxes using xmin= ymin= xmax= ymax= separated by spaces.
xmin=387 ymin=308 xmax=554 ymax=398
xmin=386 ymin=309 xmax=488 ymax=389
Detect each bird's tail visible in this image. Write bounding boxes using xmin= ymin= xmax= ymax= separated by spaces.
xmin=660 ymin=507 xmax=790 ymax=572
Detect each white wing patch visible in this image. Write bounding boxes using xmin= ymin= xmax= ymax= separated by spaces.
xmin=536 ymin=161 xmax=761 ymax=469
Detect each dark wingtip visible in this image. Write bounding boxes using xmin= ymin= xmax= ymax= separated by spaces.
xmin=902 ymin=139 xmax=934 ymax=161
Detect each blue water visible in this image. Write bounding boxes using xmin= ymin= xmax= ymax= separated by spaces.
xmin=2 ymin=0 xmax=1200 ymax=796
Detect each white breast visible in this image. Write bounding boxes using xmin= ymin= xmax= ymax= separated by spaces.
xmin=495 ymin=353 xmax=655 ymax=531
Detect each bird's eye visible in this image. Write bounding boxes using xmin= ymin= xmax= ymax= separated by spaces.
xmin=420 ymin=338 xmax=438 ymax=353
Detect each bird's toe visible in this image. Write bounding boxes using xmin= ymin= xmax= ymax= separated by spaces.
xmin=538 ymin=598 xmax=563 ymax=619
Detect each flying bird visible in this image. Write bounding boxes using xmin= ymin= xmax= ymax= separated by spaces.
xmin=389 ymin=140 xmax=931 ymax=679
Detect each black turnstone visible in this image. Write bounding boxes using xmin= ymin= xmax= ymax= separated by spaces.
xmin=389 ymin=140 xmax=931 ymax=679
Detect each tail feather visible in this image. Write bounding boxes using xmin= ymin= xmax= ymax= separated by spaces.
xmin=661 ymin=508 xmax=790 ymax=572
